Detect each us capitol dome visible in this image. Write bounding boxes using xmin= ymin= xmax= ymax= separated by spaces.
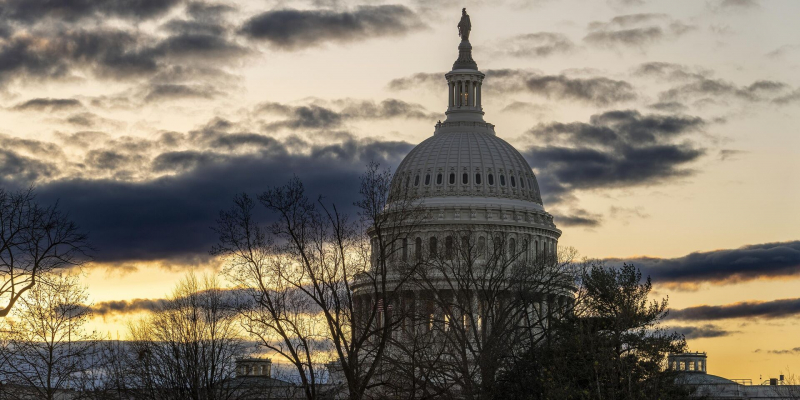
xmin=386 ymin=13 xmax=561 ymax=256
xmin=346 ymin=11 xmax=566 ymax=396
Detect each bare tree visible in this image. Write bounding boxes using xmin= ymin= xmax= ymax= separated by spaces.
xmin=124 ymin=273 xmax=248 ymax=400
xmin=0 ymin=273 xmax=100 ymax=400
xmin=0 ymin=188 xmax=91 ymax=317
xmin=213 ymin=163 xmax=424 ymax=400
xmin=385 ymin=230 xmax=578 ymax=400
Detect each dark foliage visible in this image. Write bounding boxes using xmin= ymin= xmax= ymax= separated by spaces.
xmin=495 ymin=264 xmax=691 ymax=400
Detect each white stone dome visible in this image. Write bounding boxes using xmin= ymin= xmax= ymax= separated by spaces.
xmin=392 ymin=123 xmax=543 ymax=206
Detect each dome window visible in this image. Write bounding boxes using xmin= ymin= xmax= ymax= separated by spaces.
xmin=511 ymin=176 xmax=516 ymax=187
xmin=520 ymin=177 xmax=525 ymax=188
xmin=475 ymin=173 xmax=482 ymax=184
xmin=449 ymin=173 xmax=455 ymax=185
xmin=500 ymin=175 xmax=506 ymax=186
xmin=488 ymin=174 xmax=494 ymax=185
xmin=429 ymin=237 xmax=438 ymax=257
xmin=462 ymin=173 xmax=468 ymax=184
xmin=414 ymin=175 xmax=420 ymax=186
xmin=425 ymin=174 xmax=431 ymax=185
xmin=436 ymin=173 xmax=443 ymax=185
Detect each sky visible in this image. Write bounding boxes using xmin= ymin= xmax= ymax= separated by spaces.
xmin=0 ymin=0 xmax=799 ymax=382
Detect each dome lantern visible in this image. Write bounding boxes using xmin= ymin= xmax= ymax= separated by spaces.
xmin=445 ymin=8 xmax=486 ymax=124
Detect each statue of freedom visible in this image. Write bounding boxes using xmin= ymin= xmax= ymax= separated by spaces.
xmin=458 ymin=8 xmax=471 ymax=41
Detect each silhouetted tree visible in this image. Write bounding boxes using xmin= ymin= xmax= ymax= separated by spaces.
xmin=0 ymin=274 xmax=100 ymax=400
xmin=0 ymin=188 xmax=91 ymax=317
xmin=495 ymin=264 xmax=690 ymax=400
xmin=124 ymin=273 xmax=247 ymax=400
xmin=213 ymin=162 xmax=424 ymax=400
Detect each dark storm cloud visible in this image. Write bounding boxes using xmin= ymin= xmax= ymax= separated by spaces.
xmin=240 ymin=5 xmax=426 ymax=50
xmin=671 ymin=324 xmax=736 ymax=339
xmin=388 ymin=69 xmax=637 ymax=106
xmin=90 ymin=298 xmax=171 ymax=316
xmin=0 ymin=8 xmax=246 ymax=88
xmin=493 ymin=32 xmax=576 ymax=58
xmin=584 ymin=14 xmax=694 ymax=48
xmin=0 ymin=0 xmax=182 ymax=24
xmin=667 ymin=297 xmax=800 ymax=321
xmin=27 ymin=132 xmax=413 ymax=263
xmin=522 ymin=110 xmax=704 ymax=202
xmin=0 ymin=149 xmax=59 ymax=183
xmin=12 ymin=98 xmax=83 ymax=112
xmin=0 ymin=29 xmax=158 ymax=85
xmin=612 ymin=241 xmax=800 ymax=287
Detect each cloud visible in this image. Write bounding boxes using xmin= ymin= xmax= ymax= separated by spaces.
xmin=388 ymin=69 xmax=637 ymax=106
xmin=773 ymin=90 xmax=800 ymax=105
xmin=492 ymin=32 xmax=576 ymax=58
xmin=0 ymin=9 xmax=247 ymax=89
xmin=609 ymin=205 xmax=649 ymax=224
xmin=759 ymin=347 xmax=800 ymax=355
xmin=616 ymin=241 xmax=800 ymax=288
xmin=671 ymin=324 xmax=737 ymax=339
xmin=240 ymin=5 xmax=426 ymax=50
xmin=90 ymin=298 xmax=171 ymax=316
xmin=660 ymin=79 xmax=791 ymax=103
xmin=524 ymin=75 xmax=637 ymax=106
xmin=647 ymin=101 xmax=688 ymax=112
xmin=633 ymin=62 xmax=710 ymax=81
xmin=257 ymin=98 xmax=438 ymax=130
xmin=634 ymin=62 xmax=796 ymax=105
xmin=143 ymin=84 xmax=223 ymax=102
xmin=718 ymin=149 xmax=745 ymax=161
xmin=388 ymin=72 xmax=444 ymax=91
xmin=522 ymin=109 xmax=705 ymax=203
xmin=10 ymin=115 xmax=415 ymax=264
xmin=500 ymin=102 xmax=551 ymax=117
xmin=715 ymin=0 xmax=760 ymax=10
xmin=767 ymin=44 xmax=800 ymax=59
xmin=667 ymin=297 xmax=800 ymax=321
xmin=12 ymin=98 xmax=84 ymax=112
xmin=553 ymin=209 xmax=603 ymax=227
xmin=585 ymin=14 xmax=694 ymax=49
xmin=1 ymin=0 xmax=182 ymax=24
xmin=0 ymin=149 xmax=59 ymax=183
